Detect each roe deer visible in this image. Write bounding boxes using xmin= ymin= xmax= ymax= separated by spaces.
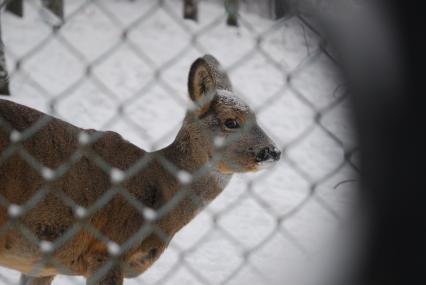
xmin=0 ymin=55 xmax=281 ymax=285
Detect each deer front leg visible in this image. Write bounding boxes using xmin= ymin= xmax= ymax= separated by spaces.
xmin=86 ymin=252 xmax=123 ymax=285
xmin=86 ymin=268 xmax=124 ymax=285
xmin=86 ymin=267 xmax=123 ymax=285
xmin=19 ymin=275 xmax=55 ymax=285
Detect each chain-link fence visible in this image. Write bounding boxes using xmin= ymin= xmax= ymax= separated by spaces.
xmin=0 ymin=1 xmax=359 ymax=284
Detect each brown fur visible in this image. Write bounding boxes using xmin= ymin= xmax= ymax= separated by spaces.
xmin=0 ymin=55 xmax=279 ymax=285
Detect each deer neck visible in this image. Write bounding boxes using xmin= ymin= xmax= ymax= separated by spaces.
xmin=164 ymin=124 xmax=233 ymax=192
xmin=159 ymin=122 xmax=232 ymax=223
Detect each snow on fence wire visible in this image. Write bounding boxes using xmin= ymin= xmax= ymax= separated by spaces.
xmin=0 ymin=0 xmax=359 ymax=284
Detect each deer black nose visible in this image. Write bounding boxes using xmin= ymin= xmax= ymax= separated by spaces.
xmin=255 ymin=146 xmax=281 ymax=163
xmin=270 ymin=147 xmax=281 ymax=161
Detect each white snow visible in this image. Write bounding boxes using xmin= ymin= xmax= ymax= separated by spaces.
xmin=0 ymin=0 xmax=358 ymax=284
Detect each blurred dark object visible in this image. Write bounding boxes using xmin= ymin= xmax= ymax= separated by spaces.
xmin=308 ymin=0 xmax=426 ymax=284
xmin=353 ymin=2 xmax=426 ymax=284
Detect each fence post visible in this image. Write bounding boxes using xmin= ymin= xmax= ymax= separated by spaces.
xmin=275 ymin=0 xmax=292 ymax=19
xmin=42 ymin=0 xmax=64 ymax=20
xmin=183 ymin=0 xmax=198 ymax=21
xmin=6 ymin=0 xmax=23 ymax=18
xmin=0 ymin=12 xmax=10 ymax=95
xmin=226 ymin=0 xmax=239 ymax=27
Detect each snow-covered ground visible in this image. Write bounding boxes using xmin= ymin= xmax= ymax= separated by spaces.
xmin=0 ymin=0 xmax=358 ymax=284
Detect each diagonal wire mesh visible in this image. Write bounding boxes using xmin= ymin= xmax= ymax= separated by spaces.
xmin=0 ymin=0 xmax=359 ymax=284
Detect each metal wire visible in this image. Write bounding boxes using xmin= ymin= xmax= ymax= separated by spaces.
xmin=0 ymin=1 xmax=358 ymax=284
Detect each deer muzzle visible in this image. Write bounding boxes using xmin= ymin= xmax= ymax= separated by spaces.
xmin=255 ymin=146 xmax=281 ymax=164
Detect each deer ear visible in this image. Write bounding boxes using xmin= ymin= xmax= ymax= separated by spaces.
xmin=188 ymin=55 xmax=232 ymax=115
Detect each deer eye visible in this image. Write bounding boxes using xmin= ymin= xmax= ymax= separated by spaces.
xmin=224 ymin=119 xmax=240 ymax=129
